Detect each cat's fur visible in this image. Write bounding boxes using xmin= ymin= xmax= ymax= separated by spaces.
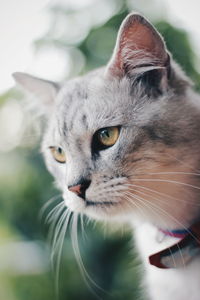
xmin=14 ymin=13 xmax=200 ymax=300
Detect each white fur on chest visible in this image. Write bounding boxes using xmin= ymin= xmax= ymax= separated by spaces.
xmin=134 ymin=223 xmax=200 ymax=300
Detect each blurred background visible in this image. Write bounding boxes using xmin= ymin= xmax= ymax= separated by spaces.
xmin=0 ymin=0 xmax=200 ymax=299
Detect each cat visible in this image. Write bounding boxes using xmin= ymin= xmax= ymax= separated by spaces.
xmin=13 ymin=13 xmax=200 ymax=300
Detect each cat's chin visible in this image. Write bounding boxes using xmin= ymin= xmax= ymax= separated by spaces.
xmin=63 ymin=193 xmax=86 ymax=213
xmin=63 ymin=192 xmax=110 ymax=218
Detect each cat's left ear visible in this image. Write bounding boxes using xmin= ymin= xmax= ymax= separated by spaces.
xmin=105 ymin=13 xmax=170 ymax=91
xmin=13 ymin=72 xmax=59 ymax=109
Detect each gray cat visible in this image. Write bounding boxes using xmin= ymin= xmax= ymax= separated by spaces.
xmin=14 ymin=13 xmax=200 ymax=300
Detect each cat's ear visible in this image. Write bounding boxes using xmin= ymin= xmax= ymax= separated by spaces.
xmin=105 ymin=13 xmax=169 ymax=88
xmin=12 ymin=72 xmax=59 ymax=108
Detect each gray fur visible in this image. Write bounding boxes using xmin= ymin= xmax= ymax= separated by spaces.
xmin=14 ymin=13 xmax=200 ymax=227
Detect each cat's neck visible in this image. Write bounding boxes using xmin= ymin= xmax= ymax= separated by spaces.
xmin=134 ymin=222 xmax=200 ymax=300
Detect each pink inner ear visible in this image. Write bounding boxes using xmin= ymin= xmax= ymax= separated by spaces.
xmin=106 ymin=14 xmax=168 ymax=78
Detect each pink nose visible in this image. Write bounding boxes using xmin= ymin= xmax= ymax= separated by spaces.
xmin=68 ymin=180 xmax=91 ymax=199
xmin=68 ymin=184 xmax=82 ymax=196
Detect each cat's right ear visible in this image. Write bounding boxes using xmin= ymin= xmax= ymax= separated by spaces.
xmin=12 ymin=72 xmax=59 ymax=112
xmin=105 ymin=13 xmax=169 ymax=88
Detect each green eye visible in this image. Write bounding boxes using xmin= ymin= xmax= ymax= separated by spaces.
xmin=97 ymin=126 xmax=120 ymax=147
xmin=50 ymin=146 xmax=66 ymax=163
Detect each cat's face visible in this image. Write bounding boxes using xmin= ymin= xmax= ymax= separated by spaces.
xmin=42 ymin=75 xmax=154 ymax=221
xmin=14 ymin=14 xmax=200 ymax=229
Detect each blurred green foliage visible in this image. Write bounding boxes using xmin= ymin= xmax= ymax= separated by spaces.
xmin=1 ymin=1 xmax=200 ymax=300
xmin=156 ymin=21 xmax=200 ymax=90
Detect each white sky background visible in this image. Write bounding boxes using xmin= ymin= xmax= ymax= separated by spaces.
xmin=0 ymin=0 xmax=200 ymax=93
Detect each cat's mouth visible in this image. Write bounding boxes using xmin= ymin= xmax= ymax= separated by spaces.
xmin=86 ymin=200 xmax=115 ymax=207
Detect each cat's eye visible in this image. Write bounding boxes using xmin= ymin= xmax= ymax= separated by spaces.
xmin=50 ymin=146 xmax=66 ymax=163
xmin=98 ymin=127 xmax=119 ymax=146
xmin=92 ymin=126 xmax=120 ymax=152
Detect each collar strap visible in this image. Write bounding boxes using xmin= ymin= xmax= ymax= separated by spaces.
xmin=159 ymin=228 xmax=188 ymax=239
xmin=149 ymin=220 xmax=200 ymax=269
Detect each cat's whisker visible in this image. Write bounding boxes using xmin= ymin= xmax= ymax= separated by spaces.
xmin=39 ymin=194 xmax=62 ymax=221
xmin=125 ymin=190 xmax=175 ymax=232
xmin=51 ymin=209 xmax=69 ymax=260
xmin=124 ymin=191 xmax=165 ymax=224
xmin=42 ymin=203 xmax=71 ymax=297
xmin=124 ymin=183 xmax=200 ymax=206
xmin=80 ymin=213 xmax=87 ymax=242
xmin=124 ymin=192 xmax=185 ymax=268
xmin=71 ymin=213 xmax=107 ymax=299
xmin=128 ymin=188 xmax=174 ymax=207
xmin=126 ymin=189 xmax=185 ymax=230
xmin=53 ymin=209 xmax=72 ymax=298
xmin=126 ymin=188 xmax=179 ymax=217
xmin=45 ymin=201 xmax=65 ymax=225
xmin=129 ymin=159 xmax=199 ymax=177
xmin=128 ymin=185 xmax=200 ymax=207
xmin=125 ymin=190 xmax=200 ymax=244
xmin=165 ymin=152 xmax=200 ymax=173
xmin=47 ymin=203 xmax=66 ymax=245
xmin=51 ymin=207 xmax=70 ymax=257
xmin=125 ymin=182 xmax=177 ymax=202
xmin=129 ymin=178 xmax=200 ymax=191
xmin=86 ymin=216 xmax=92 ymax=227
xmin=123 ymin=194 xmax=148 ymax=220
xmin=135 ymin=171 xmax=200 ymax=177
xmin=92 ymin=218 xmax=98 ymax=230
xmin=141 ymin=193 xmax=186 ymax=268
xmin=102 ymin=219 xmax=109 ymax=239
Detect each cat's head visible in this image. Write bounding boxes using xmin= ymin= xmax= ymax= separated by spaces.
xmin=14 ymin=14 xmax=200 ymax=229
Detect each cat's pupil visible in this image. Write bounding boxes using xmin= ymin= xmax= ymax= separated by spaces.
xmin=58 ymin=147 xmax=62 ymax=154
xmin=100 ymin=129 xmax=110 ymax=139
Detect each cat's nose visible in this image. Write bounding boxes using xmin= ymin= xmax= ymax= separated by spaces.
xmin=68 ymin=179 xmax=91 ymax=199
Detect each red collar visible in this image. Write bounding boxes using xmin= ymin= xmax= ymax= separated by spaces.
xmin=149 ymin=220 xmax=200 ymax=269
